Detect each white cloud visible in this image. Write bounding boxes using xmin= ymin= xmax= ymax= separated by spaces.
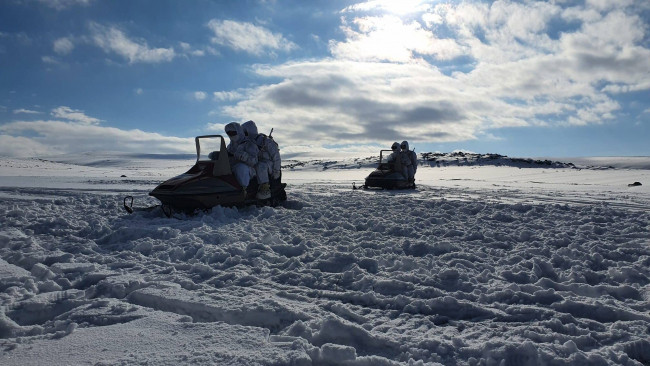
xmin=435 ymin=1 xmax=561 ymax=63
xmin=331 ymin=15 xmax=464 ymax=62
xmin=0 ymin=120 xmax=192 ymax=158
xmin=178 ymin=41 xmax=206 ymax=57
xmin=53 ymin=37 xmax=74 ymax=55
xmin=42 ymin=56 xmax=60 ymax=64
xmin=213 ymin=90 xmax=247 ymax=102
xmin=37 ymin=0 xmax=93 ymax=10
xmin=222 ymin=61 xmax=479 ymax=145
xmin=135 ymin=88 xmax=144 ymax=95
xmin=207 ymin=19 xmax=296 ymax=56
xmin=205 ymin=46 xmax=220 ymax=56
xmin=0 ymin=135 xmax=54 ymax=157
xmin=586 ymin=0 xmax=635 ymax=12
xmin=51 ymin=106 xmax=101 ymax=125
xmin=90 ymin=23 xmax=175 ymax=64
xmin=343 ymin=0 xmax=429 ymax=16
xmin=194 ymin=91 xmax=207 ymax=101
xmin=179 ymin=42 xmax=191 ymax=51
xmin=280 ymin=143 xmax=383 ymax=160
xmin=13 ymin=108 xmax=42 ymax=115
xmin=210 ymin=0 xmax=650 ymax=147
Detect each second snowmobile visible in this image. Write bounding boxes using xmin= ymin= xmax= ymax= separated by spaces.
xmin=362 ymin=149 xmax=415 ymax=190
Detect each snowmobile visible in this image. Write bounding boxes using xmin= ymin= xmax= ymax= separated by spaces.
xmin=361 ymin=149 xmax=415 ymax=190
xmin=124 ymin=135 xmax=287 ymax=216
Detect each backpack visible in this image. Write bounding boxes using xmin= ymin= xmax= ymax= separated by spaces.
xmin=255 ymin=131 xmax=282 ymax=177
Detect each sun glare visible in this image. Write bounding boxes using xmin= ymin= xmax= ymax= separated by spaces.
xmin=375 ymin=0 xmax=426 ymax=15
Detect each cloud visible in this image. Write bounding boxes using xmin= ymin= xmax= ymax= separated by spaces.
xmin=207 ymin=19 xmax=297 ymax=56
xmin=179 ymin=41 xmax=207 ymax=57
xmin=0 ymin=120 xmax=192 ymax=158
xmin=90 ymin=23 xmax=175 ymax=64
xmin=51 ymin=106 xmax=102 ymax=125
xmin=36 ymin=0 xmax=93 ymax=10
xmin=208 ymin=0 xmax=650 ymax=148
xmin=0 ymin=135 xmax=54 ymax=157
xmin=194 ymin=91 xmax=207 ymax=101
xmin=586 ymin=0 xmax=636 ymax=12
xmin=53 ymin=37 xmax=74 ymax=55
xmin=213 ymin=90 xmax=247 ymax=102
xmin=222 ymin=61 xmax=478 ymax=145
xmin=330 ymin=15 xmax=464 ymax=62
xmin=343 ymin=0 xmax=430 ymax=15
xmin=179 ymin=42 xmax=191 ymax=51
xmin=13 ymin=109 xmax=42 ymax=115
xmin=280 ymin=143 xmax=384 ymax=160
xmin=42 ymin=56 xmax=61 ymax=64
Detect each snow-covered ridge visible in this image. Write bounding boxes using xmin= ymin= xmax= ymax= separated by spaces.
xmin=284 ymin=152 xmax=650 ymax=171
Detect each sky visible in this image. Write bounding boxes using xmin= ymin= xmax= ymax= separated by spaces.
xmin=0 ymin=0 xmax=649 ymax=159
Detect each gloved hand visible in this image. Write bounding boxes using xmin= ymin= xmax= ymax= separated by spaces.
xmin=235 ymin=151 xmax=248 ymax=162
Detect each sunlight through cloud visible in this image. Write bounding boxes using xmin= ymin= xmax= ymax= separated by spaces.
xmin=344 ymin=0 xmax=429 ymax=16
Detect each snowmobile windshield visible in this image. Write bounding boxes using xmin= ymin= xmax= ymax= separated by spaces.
xmin=196 ymin=136 xmax=225 ymax=162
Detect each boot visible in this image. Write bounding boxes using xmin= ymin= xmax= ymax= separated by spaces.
xmin=256 ymin=183 xmax=271 ymax=199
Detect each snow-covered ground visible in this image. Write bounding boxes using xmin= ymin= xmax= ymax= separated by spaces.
xmin=1 ymin=153 xmax=649 ymax=365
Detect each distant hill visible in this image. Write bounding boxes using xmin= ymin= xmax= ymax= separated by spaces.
xmin=283 ymin=152 xmax=582 ymax=171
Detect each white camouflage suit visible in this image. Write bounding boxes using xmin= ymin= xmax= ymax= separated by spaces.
xmin=242 ymin=120 xmax=281 ymax=184
xmin=224 ymin=122 xmax=258 ymax=188
xmin=387 ymin=142 xmax=401 ymax=163
xmin=387 ymin=141 xmax=408 ymax=179
xmin=401 ymin=140 xmax=417 ymax=181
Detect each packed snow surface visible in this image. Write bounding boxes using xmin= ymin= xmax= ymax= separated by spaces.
xmin=0 ymin=153 xmax=649 ymax=365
